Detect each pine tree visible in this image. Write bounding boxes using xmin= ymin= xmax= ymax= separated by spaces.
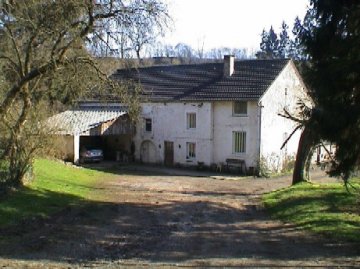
xmin=259 ymin=29 xmax=269 ymax=52
xmin=292 ymin=0 xmax=360 ymax=184
xmin=289 ymin=16 xmax=306 ymax=60
xmin=257 ymin=26 xmax=280 ymax=59
xmin=278 ymin=21 xmax=290 ymax=58
xmin=267 ymin=26 xmax=280 ymax=58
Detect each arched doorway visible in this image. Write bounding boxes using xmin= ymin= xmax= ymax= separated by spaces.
xmin=140 ymin=140 xmax=157 ymax=163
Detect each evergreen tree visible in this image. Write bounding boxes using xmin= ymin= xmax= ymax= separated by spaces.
xmin=257 ymin=18 xmax=313 ymax=60
xmin=278 ymin=21 xmax=290 ymax=58
xmin=257 ymin=29 xmax=270 ymax=59
xmin=268 ymin=26 xmax=279 ymax=57
xmin=289 ymin=16 xmax=304 ymax=60
xmin=257 ymin=26 xmax=280 ymax=59
xmin=291 ymin=0 xmax=360 ymax=184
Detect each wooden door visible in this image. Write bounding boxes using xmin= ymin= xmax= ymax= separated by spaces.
xmin=140 ymin=141 xmax=156 ymax=163
xmin=164 ymin=141 xmax=174 ymax=166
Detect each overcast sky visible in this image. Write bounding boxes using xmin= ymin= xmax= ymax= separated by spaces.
xmin=162 ymin=0 xmax=309 ymax=52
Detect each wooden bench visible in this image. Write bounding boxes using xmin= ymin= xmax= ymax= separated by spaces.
xmin=226 ymin=158 xmax=246 ymax=174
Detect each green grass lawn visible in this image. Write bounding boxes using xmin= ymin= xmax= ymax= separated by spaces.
xmin=0 ymin=159 xmax=113 ymax=227
xmin=263 ymin=180 xmax=360 ymax=242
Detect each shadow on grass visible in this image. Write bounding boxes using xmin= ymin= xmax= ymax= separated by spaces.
xmin=0 ymin=186 xmax=89 ymax=228
xmin=0 ymin=192 xmax=359 ymax=264
xmin=266 ymin=190 xmax=360 ymax=242
xmin=267 ymin=189 xmax=359 ymax=214
xmin=0 ymin=165 xmax=359 ymax=265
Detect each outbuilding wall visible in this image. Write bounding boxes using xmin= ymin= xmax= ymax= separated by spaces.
xmin=53 ymin=135 xmax=74 ymax=162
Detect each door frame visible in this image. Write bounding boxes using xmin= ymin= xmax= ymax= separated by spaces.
xmin=164 ymin=141 xmax=174 ymax=166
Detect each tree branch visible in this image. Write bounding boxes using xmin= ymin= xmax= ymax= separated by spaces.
xmin=280 ymin=125 xmax=303 ymax=150
xmin=4 ymin=24 xmax=24 ymax=77
xmin=0 ymin=55 xmax=19 ymax=72
xmin=24 ymin=28 xmax=40 ymax=74
xmin=278 ymin=108 xmax=305 ymax=124
xmin=0 ymin=61 xmax=56 ymax=117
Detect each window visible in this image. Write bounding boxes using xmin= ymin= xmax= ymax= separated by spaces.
xmin=233 ymin=131 xmax=246 ymax=153
xmin=186 ymin=142 xmax=196 ymax=159
xmin=186 ymin=113 xmax=196 ymax=129
xmin=145 ymin=118 xmax=152 ymax=132
xmin=233 ymin=101 xmax=247 ymax=116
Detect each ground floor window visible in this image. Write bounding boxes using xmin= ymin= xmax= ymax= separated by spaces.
xmin=233 ymin=131 xmax=246 ymax=153
xmin=186 ymin=142 xmax=196 ymax=160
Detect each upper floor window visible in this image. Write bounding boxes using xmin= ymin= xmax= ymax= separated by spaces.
xmin=233 ymin=101 xmax=247 ymax=116
xmin=186 ymin=113 xmax=196 ymax=129
xmin=233 ymin=131 xmax=246 ymax=153
xmin=144 ymin=118 xmax=152 ymax=132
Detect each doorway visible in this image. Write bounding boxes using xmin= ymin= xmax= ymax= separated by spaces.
xmin=140 ymin=140 xmax=156 ymax=163
xmin=164 ymin=141 xmax=174 ymax=166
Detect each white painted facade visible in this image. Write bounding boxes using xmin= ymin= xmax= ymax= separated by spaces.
xmin=132 ymin=61 xmax=308 ymax=171
xmin=259 ymin=61 xmax=308 ymax=170
xmin=134 ymin=102 xmax=213 ymax=166
xmin=212 ymin=100 xmax=260 ymax=168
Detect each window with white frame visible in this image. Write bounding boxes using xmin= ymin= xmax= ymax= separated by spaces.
xmin=233 ymin=101 xmax=247 ymax=116
xmin=186 ymin=142 xmax=196 ymax=159
xmin=186 ymin=113 xmax=196 ymax=129
xmin=144 ymin=118 xmax=152 ymax=132
xmin=233 ymin=131 xmax=246 ymax=153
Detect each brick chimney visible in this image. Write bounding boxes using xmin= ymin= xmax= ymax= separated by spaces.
xmin=223 ymin=55 xmax=235 ymax=77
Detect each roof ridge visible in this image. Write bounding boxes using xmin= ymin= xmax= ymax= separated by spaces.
xmin=115 ymin=58 xmax=290 ymax=72
xmin=111 ymin=59 xmax=291 ymax=102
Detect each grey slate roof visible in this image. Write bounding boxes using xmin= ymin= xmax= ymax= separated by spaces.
xmin=49 ymin=108 xmax=127 ymax=135
xmin=112 ymin=59 xmax=290 ymax=102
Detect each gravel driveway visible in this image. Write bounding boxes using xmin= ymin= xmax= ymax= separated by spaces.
xmin=0 ymin=165 xmax=359 ymax=268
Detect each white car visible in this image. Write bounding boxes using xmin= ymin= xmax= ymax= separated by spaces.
xmin=80 ymin=146 xmax=104 ymax=163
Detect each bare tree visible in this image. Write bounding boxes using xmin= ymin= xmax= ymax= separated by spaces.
xmin=150 ymin=42 xmax=165 ymax=57
xmin=206 ymin=47 xmax=235 ymax=60
xmin=232 ymin=48 xmax=252 ymax=59
xmin=196 ymin=36 xmax=206 ymax=60
xmin=207 ymin=48 xmax=223 ymax=60
xmin=163 ymin=44 xmax=175 ymax=57
xmin=0 ymin=0 xmax=169 ymax=188
xmin=115 ymin=0 xmax=169 ymax=59
xmin=174 ymin=43 xmax=194 ymax=63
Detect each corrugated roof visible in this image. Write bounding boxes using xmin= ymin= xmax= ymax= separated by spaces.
xmin=112 ymin=59 xmax=290 ymax=101
xmin=49 ymin=108 xmax=127 ymax=135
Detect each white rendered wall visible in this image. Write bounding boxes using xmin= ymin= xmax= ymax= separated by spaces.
xmin=133 ymin=62 xmax=307 ymax=169
xmin=212 ymin=101 xmax=260 ymax=168
xmin=260 ymin=62 xmax=308 ymax=170
xmin=133 ymin=102 xmax=213 ymax=166
xmin=73 ymin=134 xmax=80 ymax=164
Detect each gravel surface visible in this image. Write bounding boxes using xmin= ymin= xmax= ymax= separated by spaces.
xmin=0 ymin=165 xmax=359 ymax=268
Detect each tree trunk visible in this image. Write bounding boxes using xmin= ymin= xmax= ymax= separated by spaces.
xmin=136 ymin=49 xmax=141 ymax=59
xmin=292 ymin=126 xmax=316 ymax=185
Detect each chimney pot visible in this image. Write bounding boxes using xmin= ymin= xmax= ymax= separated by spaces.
xmin=224 ymin=55 xmax=235 ymax=77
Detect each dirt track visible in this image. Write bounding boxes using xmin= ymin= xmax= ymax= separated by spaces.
xmin=0 ymin=166 xmax=359 ymax=268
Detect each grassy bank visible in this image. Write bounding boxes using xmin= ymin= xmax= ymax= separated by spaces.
xmin=263 ymin=180 xmax=360 ymax=242
xmin=0 ymin=159 xmax=112 ymax=227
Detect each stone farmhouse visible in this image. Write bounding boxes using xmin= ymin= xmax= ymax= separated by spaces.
xmin=50 ymin=56 xmax=307 ymax=173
